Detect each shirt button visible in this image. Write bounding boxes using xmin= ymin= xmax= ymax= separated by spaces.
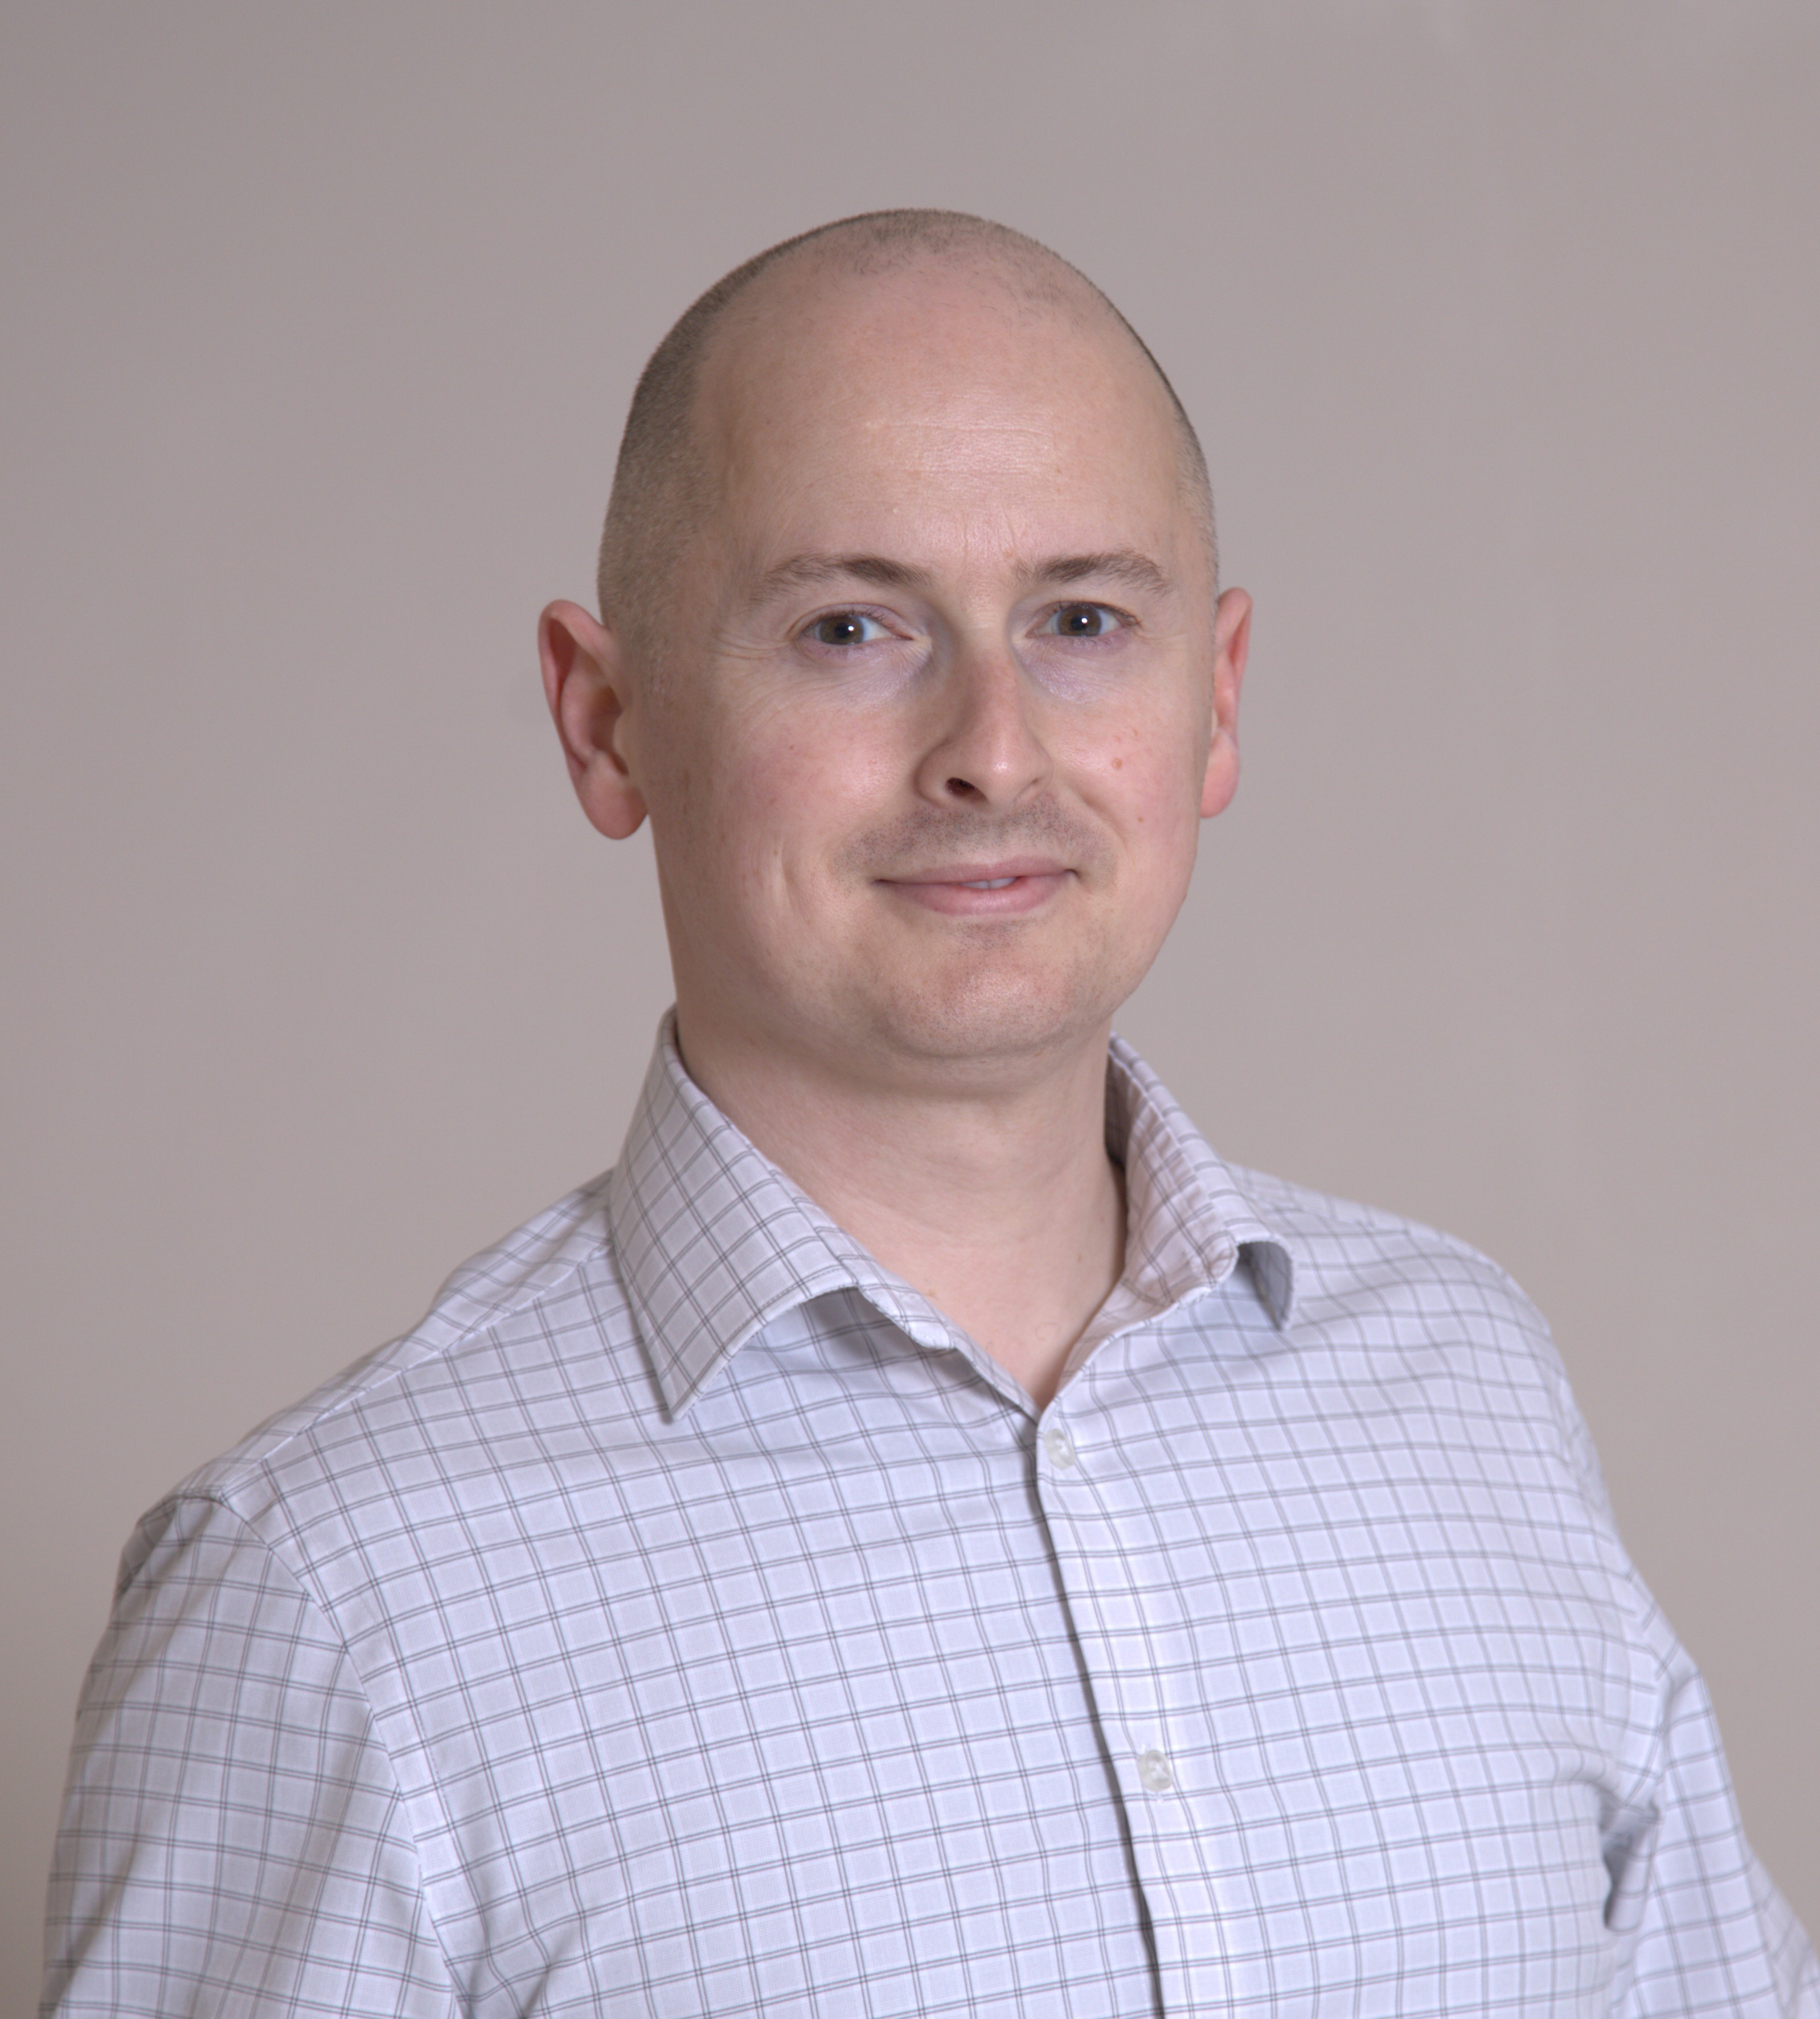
xmin=1042 ymin=1425 xmax=1078 ymax=1470
xmin=1137 ymin=1748 xmax=1174 ymax=1793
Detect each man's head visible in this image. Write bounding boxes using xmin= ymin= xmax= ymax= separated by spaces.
xmin=541 ymin=210 xmax=1250 ymax=1101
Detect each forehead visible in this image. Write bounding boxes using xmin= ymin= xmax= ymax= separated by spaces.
xmin=693 ymin=258 xmax=1195 ymax=567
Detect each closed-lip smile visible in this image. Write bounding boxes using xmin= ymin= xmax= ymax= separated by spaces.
xmin=880 ymin=857 xmax=1072 ymax=916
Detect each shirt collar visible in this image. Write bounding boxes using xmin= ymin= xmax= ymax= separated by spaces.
xmin=608 ymin=1013 xmax=1297 ymax=1420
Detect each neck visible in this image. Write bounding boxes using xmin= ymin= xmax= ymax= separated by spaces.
xmin=673 ymin=1009 xmax=1125 ymax=1411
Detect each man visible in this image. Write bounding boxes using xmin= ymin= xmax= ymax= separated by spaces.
xmin=43 ymin=211 xmax=1815 ymax=2016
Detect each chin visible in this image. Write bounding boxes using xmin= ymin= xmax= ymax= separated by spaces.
xmin=860 ymin=950 xmax=1142 ymax=1071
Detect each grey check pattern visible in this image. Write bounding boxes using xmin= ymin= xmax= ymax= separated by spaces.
xmin=43 ymin=1019 xmax=1817 ymax=2016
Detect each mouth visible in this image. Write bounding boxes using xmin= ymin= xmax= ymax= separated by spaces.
xmin=879 ymin=857 xmax=1073 ymax=917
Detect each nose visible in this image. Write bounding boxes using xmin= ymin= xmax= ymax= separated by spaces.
xmin=911 ymin=638 xmax=1054 ymax=812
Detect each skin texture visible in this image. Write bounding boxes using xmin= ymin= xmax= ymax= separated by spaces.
xmin=542 ymin=245 xmax=1250 ymax=1407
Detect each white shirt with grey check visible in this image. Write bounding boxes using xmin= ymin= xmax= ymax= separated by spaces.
xmin=44 ymin=1020 xmax=1817 ymax=2016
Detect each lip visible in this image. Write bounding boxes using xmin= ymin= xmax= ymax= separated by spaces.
xmin=879 ymin=857 xmax=1073 ymax=917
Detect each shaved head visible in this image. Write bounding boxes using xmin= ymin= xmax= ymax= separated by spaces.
xmin=542 ymin=203 xmax=1252 ymax=1115
xmin=596 ymin=210 xmax=1216 ymax=667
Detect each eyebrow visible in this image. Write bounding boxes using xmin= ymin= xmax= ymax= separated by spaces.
xmin=749 ymin=548 xmax=1176 ymax=603
xmin=1038 ymin=550 xmax=1174 ymax=598
xmin=754 ymin=554 xmax=929 ymax=598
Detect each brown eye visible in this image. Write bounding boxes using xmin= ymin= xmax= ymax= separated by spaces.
xmin=810 ymin=613 xmax=880 ymax=647
xmin=1051 ymin=603 xmax=1113 ymax=637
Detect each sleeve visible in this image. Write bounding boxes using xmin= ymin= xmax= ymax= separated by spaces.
xmin=1545 ymin=1373 xmax=1820 ymax=2017
xmin=1608 ymin=1660 xmax=1820 ymax=2017
xmin=42 ymin=1492 xmax=457 ymax=2018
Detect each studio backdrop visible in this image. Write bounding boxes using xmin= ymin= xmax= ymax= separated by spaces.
xmin=3 ymin=3 xmax=1815 ymax=2006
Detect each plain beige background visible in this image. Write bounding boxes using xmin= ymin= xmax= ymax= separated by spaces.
xmin=3 ymin=2 xmax=1815 ymax=2006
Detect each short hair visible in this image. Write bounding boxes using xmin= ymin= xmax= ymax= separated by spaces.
xmin=596 ymin=209 xmax=1216 ymax=664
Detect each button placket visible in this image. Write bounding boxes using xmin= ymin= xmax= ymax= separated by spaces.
xmin=1032 ymin=1365 xmax=1238 ymax=2006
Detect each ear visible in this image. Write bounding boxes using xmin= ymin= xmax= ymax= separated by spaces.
xmin=539 ymin=600 xmax=647 ymax=840
xmin=1199 ymin=586 xmax=1251 ymax=820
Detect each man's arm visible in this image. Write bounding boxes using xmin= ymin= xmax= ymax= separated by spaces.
xmin=1549 ymin=1369 xmax=1819 ymax=2016
xmin=1610 ymin=1659 xmax=1819 ymax=2017
xmin=42 ymin=1492 xmax=454 ymax=2017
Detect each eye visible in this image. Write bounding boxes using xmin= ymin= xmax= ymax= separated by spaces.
xmin=1042 ymin=602 xmax=1126 ymax=639
xmin=805 ymin=610 xmax=889 ymax=648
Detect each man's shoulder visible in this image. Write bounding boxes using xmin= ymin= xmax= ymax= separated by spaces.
xmin=129 ymin=1170 xmax=645 ymax=1581
xmin=1208 ymin=1155 xmax=1612 ymax=1507
xmin=1117 ymin=1041 xmax=1552 ymax=1359
xmin=1225 ymin=1155 xmax=1558 ymax=1357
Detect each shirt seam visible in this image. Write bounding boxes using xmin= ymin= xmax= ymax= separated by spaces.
xmin=126 ymin=1487 xmax=468 ymax=1999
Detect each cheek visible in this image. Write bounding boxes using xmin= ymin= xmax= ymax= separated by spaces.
xmin=1084 ymin=717 xmax=1208 ymax=846
xmin=679 ymin=709 xmax=896 ymax=901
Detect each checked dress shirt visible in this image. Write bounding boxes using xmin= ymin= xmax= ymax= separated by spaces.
xmin=44 ymin=1019 xmax=1818 ymax=2017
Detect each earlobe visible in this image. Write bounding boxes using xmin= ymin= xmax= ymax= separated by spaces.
xmin=538 ymin=600 xmax=649 ymax=840
xmin=1200 ymin=586 xmax=1251 ymax=820
xmin=1200 ymin=733 xmax=1239 ymax=820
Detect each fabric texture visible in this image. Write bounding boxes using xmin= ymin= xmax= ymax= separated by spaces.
xmin=43 ymin=1019 xmax=1818 ymax=2017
